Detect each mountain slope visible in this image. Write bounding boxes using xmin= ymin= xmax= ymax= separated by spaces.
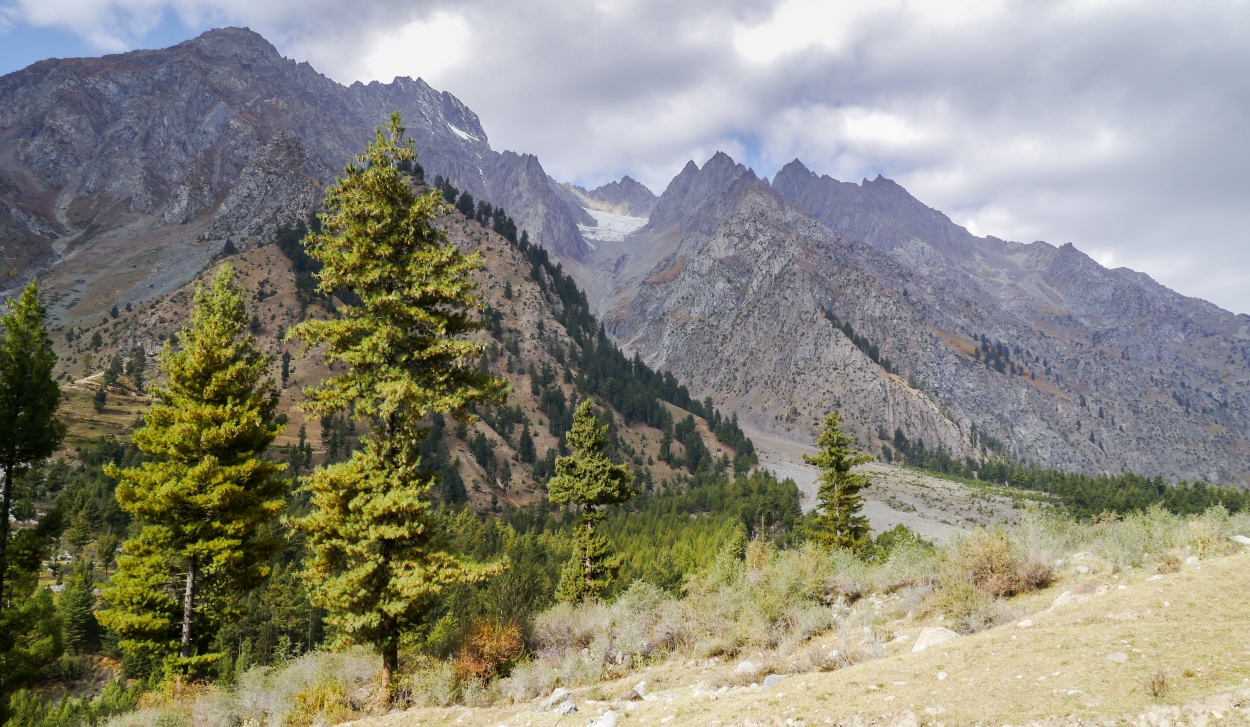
xmin=571 ymin=154 xmax=1250 ymax=486
xmin=0 ymin=27 xmax=590 ymax=321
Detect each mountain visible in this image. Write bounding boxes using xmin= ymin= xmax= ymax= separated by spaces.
xmin=52 ymin=199 xmax=741 ymax=510
xmin=0 ymin=27 xmax=590 ymax=321
xmin=569 ymin=153 xmax=1250 ymax=486
xmin=562 ymin=176 xmax=658 ymax=218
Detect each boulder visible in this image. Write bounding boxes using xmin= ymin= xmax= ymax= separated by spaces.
xmin=761 ymin=674 xmax=785 ymax=693
xmin=591 ymin=710 xmax=620 ymax=727
xmin=628 ymin=681 xmax=647 ymax=700
xmin=554 ymin=701 xmax=577 ymax=716
xmin=735 ymin=660 xmax=761 ymax=674
xmin=912 ymin=627 xmax=960 ymax=652
xmin=1231 ymin=535 xmax=1250 ymax=545
xmin=1049 ymin=583 xmax=1107 ymax=610
xmin=540 ymin=688 xmax=571 ymax=711
xmin=1106 ymin=652 xmax=1128 ymax=664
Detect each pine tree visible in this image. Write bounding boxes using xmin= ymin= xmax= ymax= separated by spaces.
xmin=92 ymin=386 xmax=107 ymax=413
xmin=0 ymin=280 xmax=66 ymax=617
xmin=548 ymin=400 xmax=636 ymax=602
xmin=97 ymin=264 xmax=287 ymax=676
xmin=518 ymin=422 xmax=536 ymax=463
xmin=60 ymin=560 xmax=99 ymax=654
xmin=288 ymin=113 xmax=507 ymax=690
xmin=803 ymin=411 xmax=872 ymax=551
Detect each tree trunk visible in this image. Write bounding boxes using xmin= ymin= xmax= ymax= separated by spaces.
xmin=180 ymin=555 xmax=197 ymax=658
xmin=381 ymin=617 xmax=398 ymax=694
xmin=0 ymin=461 xmax=13 ymax=609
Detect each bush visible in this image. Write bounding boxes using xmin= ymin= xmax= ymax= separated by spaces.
xmin=454 ymin=621 xmax=524 ymax=683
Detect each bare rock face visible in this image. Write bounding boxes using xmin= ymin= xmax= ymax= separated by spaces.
xmin=574 ymin=152 xmax=1250 ymax=485
xmin=564 ymin=176 xmax=658 ymax=217
xmin=0 ymin=27 xmax=587 ymax=313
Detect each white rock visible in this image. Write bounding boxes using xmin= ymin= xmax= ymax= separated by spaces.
xmin=924 ymin=706 xmax=946 ymax=715
xmin=591 ymin=710 xmax=620 ymax=727
xmin=1147 ymin=575 xmax=1164 ymax=582
xmin=1106 ymin=652 xmax=1128 ymax=664
xmin=937 ymin=672 xmax=948 ymax=680
xmin=1184 ymin=556 xmax=1200 ymax=566
xmin=735 ymin=660 xmax=761 ymax=674
xmin=912 ymin=627 xmax=961 ymax=652
xmin=1017 ymin=619 xmax=1034 ymax=628
xmin=540 ymin=688 xmax=571 ymax=710
xmin=761 ymin=674 xmax=785 ymax=693
xmin=554 ymin=700 xmax=577 ymax=716
xmin=630 ymin=680 xmax=648 ymax=699
xmin=1049 ymin=583 xmax=1108 ymax=610
xmin=1076 ymin=566 xmax=1090 ymax=574
xmin=1231 ymin=535 xmax=1250 ymax=545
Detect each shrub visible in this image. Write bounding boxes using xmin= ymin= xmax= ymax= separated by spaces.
xmin=454 ymin=621 xmax=524 ymax=683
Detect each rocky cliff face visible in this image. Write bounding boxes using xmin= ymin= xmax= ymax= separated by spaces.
xmin=0 ymin=27 xmax=588 ymax=318
xmin=563 ymin=176 xmax=658 ymax=217
xmin=585 ymin=154 xmax=1250 ymax=486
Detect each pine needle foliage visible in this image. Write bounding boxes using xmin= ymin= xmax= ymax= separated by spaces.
xmin=287 ymin=113 xmax=507 ymax=689
xmin=548 ymin=400 xmax=636 ymax=602
xmin=98 ymin=264 xmax=287 ymax=676
xmin=0 ymin=280 xmax=66 ymax=612
xmin=803 ymin=411 xmax=872 ymax=552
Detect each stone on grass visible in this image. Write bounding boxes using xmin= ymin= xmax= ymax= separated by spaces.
xmin=1017 ymin=619 xmax=1034 ymax=628
xmin=761 ymin=674 xmax=785 ymax=693
xmin=735 ymin=660 xmax=761 ymax=674
xmin=1106 ymin=652 xmax=1128 ymax=664
xmin=1049 ymin=583 xmax=1107 ymax=610
xmin=540 ymin=688 xmax=571 ymax=710
xmin=591 ymin=710 xmax=619 ymax=727
xmin=912 ymin=627 xmax=960 ymax=652
xmin=1184 ymin=555 xmax=1199 ymax=566
xmin=1146 ymin=575 xmax=1164 ymax=582
xmin=1232 ymin=535 xmax=1250 ymax=545
xmin=554 ymin=701 xmax=577 ymax=716
xmin=629 ymin=681 xmax=647 ymax=700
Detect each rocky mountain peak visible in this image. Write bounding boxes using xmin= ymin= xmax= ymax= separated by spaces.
xmin=182 ymin=26 xmax=283 ymax=62
xmin=576 ymin=175 xmax=657 ymax=217
xmin=647 ymin=151 xmax=763 ymax=235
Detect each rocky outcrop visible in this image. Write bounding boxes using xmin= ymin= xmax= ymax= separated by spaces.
xmin=586 ymin=153 xmax=1250 ymax=486
xmin=0 ymin=26 xmax=586 ymax=306
xmin=564 ymin=176 xmax=658 ymax=217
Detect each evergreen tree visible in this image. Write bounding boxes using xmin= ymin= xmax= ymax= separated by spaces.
xmin=288 ymin=113 xmax=507 ymax=690
xmin=518 ymin=422 xmax=536 ymax=463
xmin=548 ymin=400 xmax=636 ymax=602
xmin=92 ymin=386 xmax=107 ymax=413
xmin=60 ymin=560 xmax=99 ymax=654
xmin=125 ymin=346 xmax=146 ymax=390
xmin=103 ymin=354 xmax=122 ymax=386
xmin=803 ymin=411 xmax=872 ymax=551
xmin=0 ymin=280 xmax=66 ymax=618
xmin=98 ymin=264 xmax=287 ymax=676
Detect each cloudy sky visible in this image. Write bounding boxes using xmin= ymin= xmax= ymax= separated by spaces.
xmin=3 ymin=0 xmax=1250 ymax=313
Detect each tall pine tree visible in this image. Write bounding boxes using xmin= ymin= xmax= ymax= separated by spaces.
xmin=548 ymin=400 xmax=636 ymax=602
xmin=98 ymin=264 xmax=287 ymax=676
xmin=803 ymin=411 xmax=872 ymax=551
xmin=0 ymin=280 xmax=65 ymax=616
xmin=288 ymin=113 xmax=507 ymax=690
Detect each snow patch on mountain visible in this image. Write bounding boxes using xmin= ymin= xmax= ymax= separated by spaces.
xmin=578 ymin=208 xmax=648 ymax=244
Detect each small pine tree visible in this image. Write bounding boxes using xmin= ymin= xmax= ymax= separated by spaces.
xmin=803 ymin=412 xmax=872 ymax=551
xmin=60 ymin=560 xmax=99 ymax=654
xmin=98 ymin=264 xmax=288 ymax=676
xmin=288 ymin=113 xmax=507 ymax=690
xmin=102 ymin=354 xmax=122 ymax=386
xmin=548 ymin=400 xmax=636 ymax=602
xmin=503 ymin=280 xmax=513 ymax=299
xmin=281 ymin=350 xmax=293 ymax=388
xmin=518 ymin=422 xmax=536 ymax=463
xmin=92 ymin=386 xmax=106 ymax=413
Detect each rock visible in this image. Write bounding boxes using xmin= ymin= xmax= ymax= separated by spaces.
xmin=937 ymin=672 xmax=948 ymax=680
xmin=1147 ymin=574 xmax=1164 ymax=582
xmin=591 ymin=710 xmax=619 ymax=727
xmin=912 ymin=627 xmax=961 ymax=652
xmin=1106 ymin=652 xmax=1128 ymax=664
xmin=1076 ymin=565 xmax=1090 ymax=574
xmin=540 ymin=688 xmax=571 ymax=710
xmin=1049 ymin=583 xmax=1108 ymax=610
xmin=629 ymin=681 xmax=648 ymax=700
xmin=891 ymin=711 xmax=920 ymax=727
xmin=890 ymin=634 xmax=911 ymax=643
xmin=1017 ymin=619 xmax=1034 ymax=628
xmin=1232 ymin=535 xmax=1250 ymax=545
xmin=1184 ymin=556 xmax=1199 ymax=566
xmin=735 ymin=660 xmax=761 ymax=674
xmin=924 ymin=706 xmax=946 ymax=715
xmin=761 ymin=674 xmax=785 ymax=693
xmin=554 ymin=700 xmax=577 ymax=716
